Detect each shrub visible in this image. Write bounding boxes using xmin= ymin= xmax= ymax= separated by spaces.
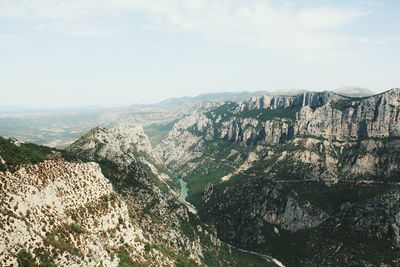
xmin=69 ymin=223 xmax=83 ymax=234
xmin=16 ymin=249 xmax=35 ymax=267
xmin=117 ymin=247 xmax=135 ymax=267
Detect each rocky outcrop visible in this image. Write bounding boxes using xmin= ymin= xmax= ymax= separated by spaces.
xmin=156 ymin=88 xmax=400 ymax=184
xmin=221 ymin=89 xmax=400 ymax=144
xmin=68 ymin=124 xmax=173 ymax=186
xmin=154 ymin=111 xmax=212 ymax=169
xmin=296 ymin=88 xmax=400 ymax=140
xmin=1 ymin=133 xmax=277 ymax=266
xmin=68 ymin=124 xmax=153 ymax=166
xmin=238 ymin=91 xmax=335 ymax=111
xmin=67 ymin=125 xmax=209 ymax=264
xmin=148 ymin=88 xmax=400 ymax=266
xmin=201 ymin=179 xmax=328 ymax=239
xmin=0 ymin=160 xmax=173 ymax=266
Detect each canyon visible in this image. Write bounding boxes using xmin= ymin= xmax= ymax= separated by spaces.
xmin=1 ymin=88 xmax=400 ymax=266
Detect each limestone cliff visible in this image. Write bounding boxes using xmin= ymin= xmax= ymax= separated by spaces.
xmin=0 ymin=160 xmax=173 ymax=266
xmin=155 ymin=89 xmax=400 ymax=184
xmin=150 ymin=88 xmax=400 ymax=266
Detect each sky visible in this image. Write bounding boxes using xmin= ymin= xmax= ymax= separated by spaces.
xmin=0 ymin=0 xmax=399 ymax=108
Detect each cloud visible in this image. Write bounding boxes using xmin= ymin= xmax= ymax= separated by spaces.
xmin=132 ymin=1 xmax=366 ymax=52
xmin=0 ymin=0 xmax=383 ymax=51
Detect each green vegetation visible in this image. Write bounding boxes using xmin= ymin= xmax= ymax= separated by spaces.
xmin=0 ymin=136 xmax=53 ymax=171
xmin=182 ymin=141 xmax=249 ymax=206
xmin=150 ymin=244 xmax=199 ymax=267
xmin=17 ymin=249 xmax=35 ymax=267
xmin=117 ymin=247 xmax=138 ymax=267
xmin=285 ymin=181 xmax=398 ymax=214
xmin=69 ymin=222 xmax=83 ymax=234
xmin=205 ymin=101 xmax=238 ymax=120
xmin=32 ymin=247 xmax=56 ymax=267
xmin=45 ymin=226 xmax=81 ymax=255
xmin=240 ymin=106 xmax=300 ymax=121
xmin=144 ymin=119 xmax=179 ymax=146
xmin=330 ymin=99 xmax=361 ymax=111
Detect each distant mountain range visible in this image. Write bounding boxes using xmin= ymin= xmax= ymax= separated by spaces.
xmin=332 ymin=86 xmax=376 ymax=97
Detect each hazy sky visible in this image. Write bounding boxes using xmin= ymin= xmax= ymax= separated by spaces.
xmin=1 ymin=0 xmax=399 ymax=107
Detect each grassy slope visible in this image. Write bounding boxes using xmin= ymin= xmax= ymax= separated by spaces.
xmin=0 ymin=136 xmax=54 ymax=171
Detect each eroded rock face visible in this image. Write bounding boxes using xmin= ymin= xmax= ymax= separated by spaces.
xmin=296 ymin=89 xmax=400 ymax=140
xmin=222 ymin=89 xmax=400 ymax=144
xmin=0 ymin=160 xmax=173 ymax=266
xmin=68 ymin=124 xmax=153 ymax=167
xmin=156 ymin=89 xmax=400 ymax=184
xmin=66 ymin=125 xmax=236 ymax=266
xmin=154 ymin=111 xmax=212 ymax=169
xmin=238 ymin=91 xmax=334 ymax=111
xmin=68 ymin=124 xmax=173 ymax=185
xmin=148 ymin=89 xmax=400 ymax=266
xmin=201 ymin=179 xmax=328 ymax=244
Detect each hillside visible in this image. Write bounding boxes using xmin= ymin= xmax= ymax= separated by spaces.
xmin=1 ymin=88 xmax=399 ymax=266
xmin=151 ymin=88 xmax=400 ymax=266
xmin=0 ymin=133 xmax=280 ymax=266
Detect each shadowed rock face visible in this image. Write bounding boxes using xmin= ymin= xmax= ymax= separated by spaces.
xmin=200 ymin=179 xmax=400 ymax=267
xmin=201 ymin=179 xmax=328 ymax=234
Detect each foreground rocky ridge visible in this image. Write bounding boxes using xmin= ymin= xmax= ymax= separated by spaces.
xmin=0 ymin=160 xmax=164 ymax=266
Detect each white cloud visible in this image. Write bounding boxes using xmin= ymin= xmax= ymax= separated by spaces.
xmin=0 ymin=0 xmax=382 ymax=51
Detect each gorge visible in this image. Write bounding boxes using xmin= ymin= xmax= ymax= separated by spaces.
xmin=1 ymin=88 xmax=400 ymax=266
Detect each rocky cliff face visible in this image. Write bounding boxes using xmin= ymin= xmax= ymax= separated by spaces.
xmin=156 ymin=89 xmax=400 ymax=184
xmin=201 ymin=179 xmax=400 ymax=267
xmin=68 ymin=124 xmax=153 ymax=166
xmin=154 ymin=110 xmax=213 ymax=170
xmin=0 ymin=133 xmax=278 ymax=266
xmin=67 ymin=125 xmax=235 ymax=265
xmin=0 ymin=160 xmax=169 ymax=266
xmin=2 ymin=88 xmax=399 ymax=266
xmin=219 ymin=89 xmax=400 ymax=144
xmin=151 ymin=88 xmax=400 ymax=266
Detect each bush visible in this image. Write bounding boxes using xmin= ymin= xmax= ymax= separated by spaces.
xmin=144 ymin=244 xmax=151 ymax=252
xmin=0 ymin=137 xmax=53 ymax=171
xmin=69 ymin=223 xmax=83 ymax=234
xmin=117 ymin=247 xmax=135 ymax=267
xmin=16 ymin=249 xmax=35 ymax=267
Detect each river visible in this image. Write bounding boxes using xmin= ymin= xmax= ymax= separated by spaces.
xmin=178 ymin=179 xmax=197 ymax=214
xmin=177 ymin=179 xmax=284 ymax=266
